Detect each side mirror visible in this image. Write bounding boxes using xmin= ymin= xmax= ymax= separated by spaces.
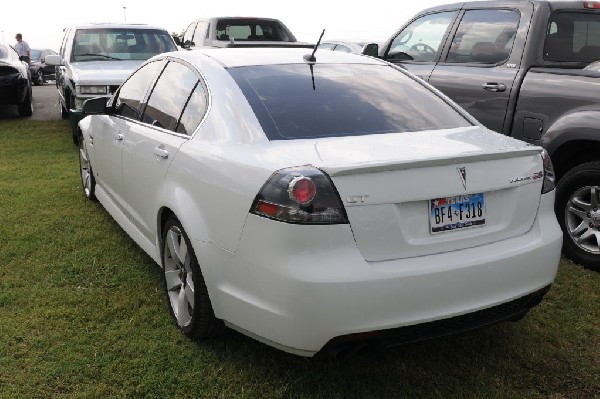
xmin=82 ymin=97 xmax=109 ymax=115
xmin=182 ymin=40 xmax=194 ymax=50
xmin=172 ymin=35 xmax=182 ymax=46
xmin=19 ymin=55 xmax=30 ymax=63
xmin=361 ymin=43 xmax=380 ymax=58
xmin=44 ymin=54 xmax=64 ymax=66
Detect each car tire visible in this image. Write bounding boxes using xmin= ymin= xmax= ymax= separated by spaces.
xmin=162 ymin=216 xmax=224 ymax=339
xmin=555 ymin=161 xmax=600 ymax=272
xmin=36 ymin=70 xmax=44 ymax=86
xmin=17 ymin=88 xmax=33 ymax=117
xmin=78 ymin=134 xmax=96 ymax=201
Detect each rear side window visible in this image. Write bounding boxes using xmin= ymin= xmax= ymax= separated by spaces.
xmin=446 ymin=9 xmax=520 ymax=64
xmin=229 ymin=64 xmax=472 ymax=141
xmin=544 ymin=12 xmax=600 ymax=62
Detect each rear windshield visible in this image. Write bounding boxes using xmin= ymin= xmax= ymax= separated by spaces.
xmin=228 ymin=64 xmax=472 ymax=140
xmin=71 ymin=28 xmax=177 ymax=62
xmin=544 ymin=11 xmax=600 ymax=62
xmin=216 ymin=19 xmax=293 ymax=41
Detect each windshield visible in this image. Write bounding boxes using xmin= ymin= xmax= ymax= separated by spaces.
xmin=228 ymin=64 xmax=472 ymax=140
xmin=30 ymin=49 xmax=42 ymax=61
xmin=71 ymin=28 xmax=176 ymax=62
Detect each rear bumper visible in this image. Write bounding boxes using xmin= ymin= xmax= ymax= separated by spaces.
xmin=194 ymin=192 xmax=562 ymax=356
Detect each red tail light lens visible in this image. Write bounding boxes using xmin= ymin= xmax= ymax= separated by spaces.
xmin=289 ymin=176 xmax=317 ymax=204
xmin=584 ymin=1 xmax=600 ymax=9
xmin=251 ymin=166 xmax=348 ymax=224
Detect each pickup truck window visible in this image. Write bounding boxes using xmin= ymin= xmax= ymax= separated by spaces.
xmin=388 ymin=12 xmax=457 ymax=62
xmin=216 ymin=19 xmax=290 ymax=41
xmin=446 ymin=10 xmax=519 ymax=64
xmin=544 ymin=12 xmax=600 ymax=62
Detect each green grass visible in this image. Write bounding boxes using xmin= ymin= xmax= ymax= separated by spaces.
xmin=0 ymin=120 xmax=599 ymax=398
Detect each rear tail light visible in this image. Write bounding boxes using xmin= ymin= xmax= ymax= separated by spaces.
xmin=541 ymin=149 xmax=555 ymax=194
xmin=250 ymin=166 xmax=348 ymax=224
xmin=584 ymin=1 xmax=600 ymax=9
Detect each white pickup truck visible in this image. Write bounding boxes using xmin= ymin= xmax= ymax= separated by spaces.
xmin=46 ymin=23 xmax=177 ymax=143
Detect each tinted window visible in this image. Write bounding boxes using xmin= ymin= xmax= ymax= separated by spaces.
xmin=229 ymin=64 xmax=471 ymax=141
xmin=544 ymin=12 xmax=600 ymax=62
xmin=114 ymin=60 xmax=164 ymax=120
xmin=446 ymin=10 xmax=520 ymax=64
xmin=143 ymin=61 xmax=200 ymax=132
xmin=71 ymin=28 xmax=177 ymax=62
xmin=176 ymin=83 xmax=208 ymax=135
xmin=216 ymin=19 xmax=291 ymax=41
xmin=30 ymin=50 xmax=42 ymax=60
xmin=388 ymin=12 xmax=457 ymax=62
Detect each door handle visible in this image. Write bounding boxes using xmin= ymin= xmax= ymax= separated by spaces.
xmin=482 ymin=82 xmax=507 ymax=92
xmin=154 ymin=147 xmax=169 ymax=159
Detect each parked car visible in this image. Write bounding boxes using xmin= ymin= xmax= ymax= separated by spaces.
xmin=45 ymin=23 xmax=178 ymax=142
xmin=29 ymin=48 xmax=57 ymax=86
xmin=318 ymin=40 xmax=366 ymax=53
xmin=178 ymin=17 xmax=312 ymax=49
xmin=0 ymin=43 xmax=33 ymax=116
xmin=77 ymin=47 xmax=562 ymax=357
xmin=364 ymin=0 xmax=600 ymax=271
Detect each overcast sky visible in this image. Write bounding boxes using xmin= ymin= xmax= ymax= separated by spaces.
xmin=1 ymin=0 xmax=459 ymax=50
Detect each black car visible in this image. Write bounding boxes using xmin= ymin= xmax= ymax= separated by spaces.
xmin=0 ymin=43 xmax=32 ymax=116
xmin=29 ymin=48 xmax=57 ymax=86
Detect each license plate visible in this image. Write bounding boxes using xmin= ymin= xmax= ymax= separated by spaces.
xmin=430 ymin=193 xmax=485 ymax=234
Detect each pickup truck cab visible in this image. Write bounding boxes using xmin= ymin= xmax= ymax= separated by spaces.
xmin=46 ymin=23 xmax=177 ymax=142
xmin=367 ymin=0 xmax=600 ymax=270
xmin=178 ymin=17 xmax=313 ymax=49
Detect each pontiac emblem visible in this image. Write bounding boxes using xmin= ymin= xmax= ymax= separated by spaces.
xmin=457 ymin=166 xmax=467 ymax=190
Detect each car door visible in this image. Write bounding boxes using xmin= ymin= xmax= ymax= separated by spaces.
xmin=121 ymin=59 xmax=208 ymax=242
xmin=428 ymin=5 xmax=532 ymax=133
xmin=381 ymin=11 xmax=459 ymax=81
xmin=94 ymin=59 xmax=166 ymax=212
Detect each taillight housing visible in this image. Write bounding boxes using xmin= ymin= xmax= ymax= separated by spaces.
xmin=584 ymin=1 xmax=600 ymax=9
xmin=250 ymin=166 xmax=348 ymax=224
xmin=541 ymin=149 xmax=555 ymax=194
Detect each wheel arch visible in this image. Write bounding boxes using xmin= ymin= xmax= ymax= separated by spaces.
xmin=549 ymin=140 xmax=600 ymax=182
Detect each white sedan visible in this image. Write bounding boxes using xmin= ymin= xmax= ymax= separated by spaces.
xmin=77 ymin=47 xmax=562 ymax=357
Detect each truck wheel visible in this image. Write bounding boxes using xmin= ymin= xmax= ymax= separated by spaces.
xmin=555 ymin=161 xmax=600 ymax=271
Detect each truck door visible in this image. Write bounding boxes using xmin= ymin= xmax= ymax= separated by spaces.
xmin=428 ymin=6 xmax=532 ymax=134
xmin=381 ymin=11 xmax=459 ymax=81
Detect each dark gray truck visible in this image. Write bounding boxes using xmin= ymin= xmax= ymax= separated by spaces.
xmin=366 ymin=0 xmax=600 ymax=270
xmin=177 ymin=17 xmax=313 ymax=49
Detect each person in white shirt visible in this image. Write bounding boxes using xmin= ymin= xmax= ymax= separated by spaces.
xmin=14 ymin=33 xmax=31 ymax=58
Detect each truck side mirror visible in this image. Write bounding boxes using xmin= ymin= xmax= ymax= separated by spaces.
xmin=362 ymin=43 xmax=380 ymax=58
xmin=44 ymin=54 xmax=64 ymax=66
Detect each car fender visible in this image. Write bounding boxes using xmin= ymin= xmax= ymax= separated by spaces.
xmin=542 ymin=110 xmax=600 ymax=156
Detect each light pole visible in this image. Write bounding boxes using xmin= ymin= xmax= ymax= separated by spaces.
xmin=123 ymin=7 xmax=127 ymax=23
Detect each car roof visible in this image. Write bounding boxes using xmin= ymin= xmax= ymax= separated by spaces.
xmin=170 ymin=47 xmax=386 ymax=68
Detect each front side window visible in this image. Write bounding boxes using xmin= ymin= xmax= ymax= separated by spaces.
xmin=143 ymin=61 xmax=201 ymax=133
xmin=446 ymin=9 xmax=520 ymax=64
xmin=229 ymin=64 xmax=472 ymax=141
xmin=387 ymin=12 xmax=458 ymax=62
xmin=544 ymin=12 xmax=600 ymax=62
xmin=71 ymin=29 xmax=177 ymax=62
xmin=113 ymin=60 xmax=164 ymax=120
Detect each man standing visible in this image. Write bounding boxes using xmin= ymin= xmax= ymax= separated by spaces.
xmin=14 ymin=33 xmax=31 ymax=58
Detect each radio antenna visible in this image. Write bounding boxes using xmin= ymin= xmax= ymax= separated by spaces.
xmin=304 ymin=29 xmax=325 ymax=63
